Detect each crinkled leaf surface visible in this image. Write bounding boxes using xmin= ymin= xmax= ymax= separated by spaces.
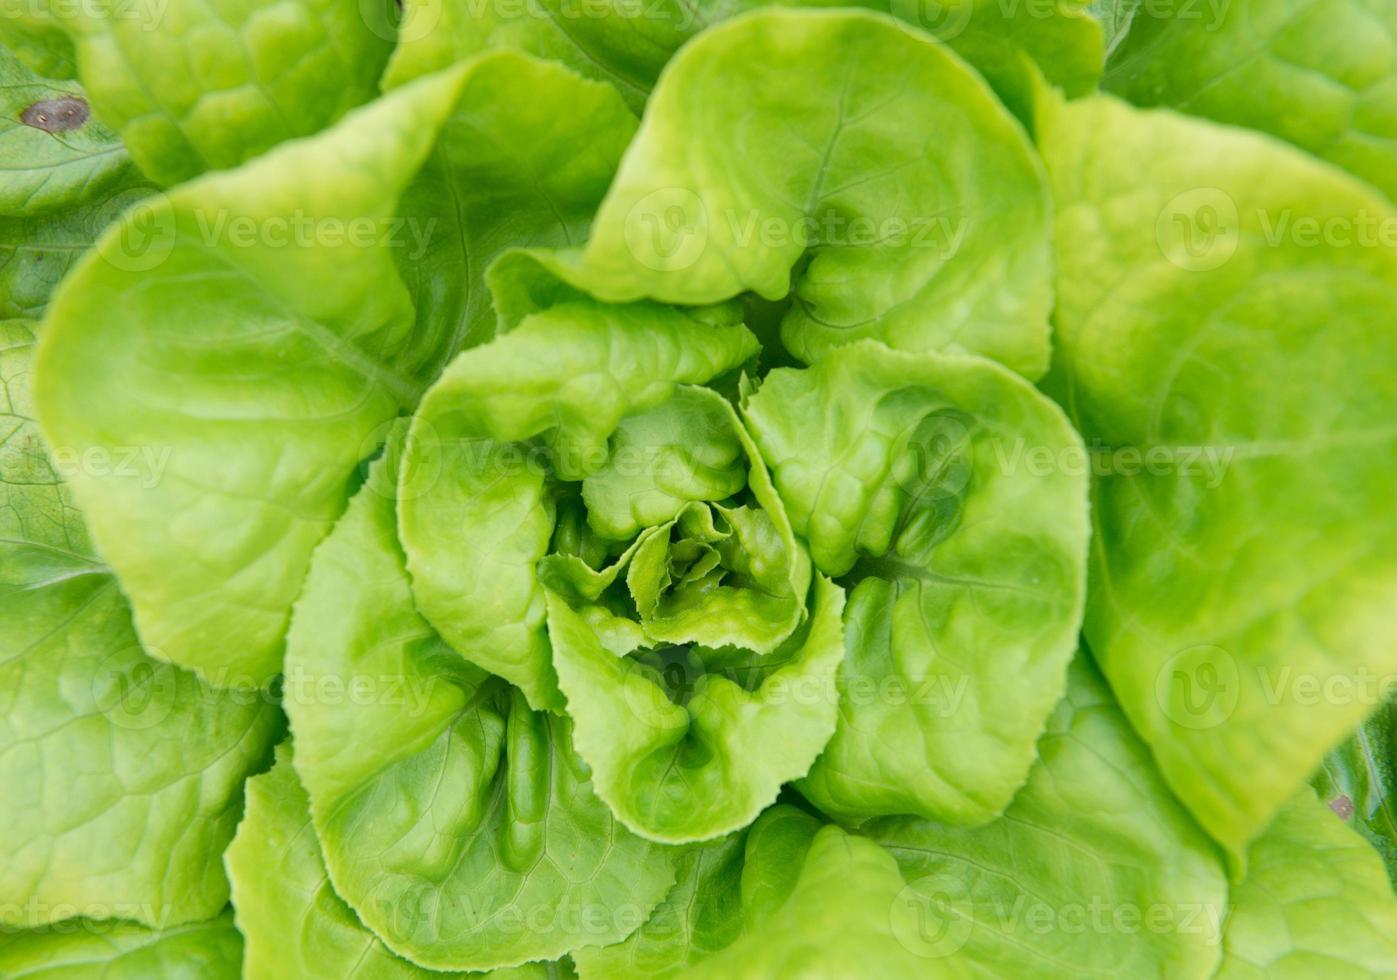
xmin=1103 ymin=0 xmax=1397 ymax=200
xmin=1039 ymin=91 xmax=1397 ymax=865
xmin=34 ymin=69 xmax=473 ymax=686
xmin=1314 ymin=703 xmax=1397 ymax=884
xmin=571 ymin=832 xmax=746 ymax=978
xmin=546 ymin=573 xmax=844 ymax=842
xmin=285 ymin=428 xmax=677 ymax=971
xmin=0 ymin=320 xmax=280 ymax=930
xmin=399 ymin=301 xmax=757 ymax=709
xmin=1216 ymin=787 xmax=1397 ymax=978
xmin=743 ymin=341 xmax=1088 ymax=824
xmin=867 ymin=656 xmax=1228 ymax=979
xmin=4 ymin=0 xmax=394 ymax=185
xmin=675 ymin=805 xmax=936 ymax=978
xmin=227 ymin=742 xmax=573 ymax=980
xmin=0 ymin=912 xmax=243 ymax=978
xmin=0 ymin=46 xmax=134 ymax=216
xmin=384 ymin=0 xmax=1102 ymax=121
xmin=390 ymin=51 xmax=637 ymax=372
xmin=508 ymin=9 xmax=1053 ymax=377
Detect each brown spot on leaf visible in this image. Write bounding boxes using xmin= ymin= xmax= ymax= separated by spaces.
xmin=1329 ymin=794 xmax=1355 ymax=820
xmin=21 ymin=97 xmax=90 ymax=133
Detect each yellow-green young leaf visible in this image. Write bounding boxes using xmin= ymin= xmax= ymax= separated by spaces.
xmin=226 ymin=742 xmax=575 ymax=980
xmin=1104 ymin=0 xmax=1397 ymax=201
xmin=1216 ymin=787 xmax=1397 ymax=978
xmin=1 ymin=0 xmax=394 ymax=186
xmin=1038 ymin=90 xmax=1397 ymax=867
xmin=284 ymin=425 xmax=678 ymax=971
xmin=1 ymin=320 xmax=281 ymax=930
xmin=546 ymin=573 xmax=844 ymax=843
xmin=384 ymin=0 xmax=1102 ymax=121
xmin=743 ymin=341 xmax=1088 ymax=825
xmin=399 ymin=302 xmax=758 ymax=710
xmin=499 ymin=9 xmax=1054 ymax=378
xmin=0 ymin=912 xmax=243 ymax=978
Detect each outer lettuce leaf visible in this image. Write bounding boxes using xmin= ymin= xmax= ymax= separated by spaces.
xmin=0 ymin=18 xmax=76 ymax=79
xmin=505 ymin=9 xmax=1054 ymax=378
xmin=867 ymin=656 xmax=1228 ymax=979
xmin=284 ymin=425 xmax=677 ymax=971
xmin=1216 ymin=787 xmax=1397 ymax=977
xmin=2 ymin=0 xmax=394 ymax=186
xmin=383 ymin=0 xmax=1102 ymax=120
xmin=390 ymin=51 xmax=637 ymax=371
xmin=0 ymin=47 xmax=134 ymax=216
xmin=571 ymin=833 xmax=746 ymax=978
xmin=1103 ymin=0 xmax=1397 ymax=200
xmin=0 ymin=319 xmax=281 ymax=930
xmin=227 ymin=742 xmax=573 ymax=980
xmin=1039 ymin=91 xmax=1397 ymax=865
xmin=743 ymin=341 xmax=1088 ymax=825
xmin=0 ymin=912 xmax=243 ymax=978
xmin=33 ymin=68 xmax=473 ymax=686
xmin=1 ymin=170 xmax=155 ymax=319
xmin=667 ymin=805 xmax=936 ymax=978
xmin=1314 ymin=703 xmax=1397 ymax=883
xmin=1089 ymin=0 xmax=1140 ymax=55
xmin=399 ymin=302 xmax=758 ymax=710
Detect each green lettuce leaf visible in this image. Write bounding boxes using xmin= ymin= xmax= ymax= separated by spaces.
xmin=1103 ymin=0 xmax=1397 ymax=201
xmin=1 ymin=171 xmax=155 ymax=320
xmin=34 ymin=68 xmax=473 ymax=686
xmin=1313 ymin=702 xmax=1397 ymax=886
xmin=389 ymin=51 xmax=637 ymax=371
xmin=743 ymin=340 xmax=1089 ymax=825
xmin=571 ymin=832 xmax=746 ymax=978
xmin=1216 ymin=787 xmax=1397 ymax=977
xmin=227 ymin=742 xmax=574 ymax=980
xmin=284 ymin=423 xmax=677 ymax=971
xmin=383 ymin=0 xmax=1102 ymax=122
xmin=1 ymin=0 xmax=394 ymax=185
xmin=500 ymin=9 xmax=1054 ymax=377
xmin=0 ymin=912 xmax=243 ymax=978
xmin=0 ymin=46 xmax=134 ymax=216
xmin=1038 ymin=90 xmax=1397 ymax=865
xmin=546 ymin=571 xmax=844 ymax=843
xmin=662 ymin=805 xmax=935 ymax=978
xmin=399 ymin=301 xmax=758 ymax=710
xmin=866 ymin=655 xmax=1228 ymax=978
xmin=1 ymin=320 xmax=280 ymax=930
